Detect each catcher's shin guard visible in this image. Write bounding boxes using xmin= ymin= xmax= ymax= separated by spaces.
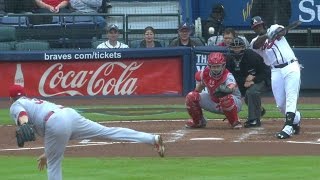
xmin=219 ymin=95 xmax=240 ymax=126
xmin=185 ymin=91 xmax=203 ymax=126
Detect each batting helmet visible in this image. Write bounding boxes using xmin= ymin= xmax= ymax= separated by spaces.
xmin=207 ymin=52 xmax=226 ymax=79
xmin=229 ymin=37 xmax=246 ymax=59
xmin=251 ymin=16 xmax=265 ymax=29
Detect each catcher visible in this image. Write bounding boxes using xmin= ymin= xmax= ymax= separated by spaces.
xmin=185 ymin=52 xmax=242 ymax=129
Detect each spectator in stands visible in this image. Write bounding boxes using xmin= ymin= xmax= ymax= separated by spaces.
xmin=169 ymin=22 xmax=204 ymax=47
xmin=33 ymin=0 xmax=71 ymax=24
xmin=97 ymin=24 xmax=129 ymax=49
xmin=208 ymin=27 xmax=250 ymax=48
xmin=35 ymin=0 xmax=70 ymax=13
xmin=203 ymin=3 xmax=225 ymax=42
xmin=251 ymin=0 xmax=292 ymax=27
xmin=207 ymin=27 xmax=235 ymax=46
xmin=139 ymin=26 xmax=162 ymax=48
xmin=69 ymin=0 xmax=106 ymax=27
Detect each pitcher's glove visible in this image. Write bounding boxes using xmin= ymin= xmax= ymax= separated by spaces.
xmin=213 ymin=84 xmax=233 ymax=98
xmin=16 ymin=122 xmax=36 ymax=147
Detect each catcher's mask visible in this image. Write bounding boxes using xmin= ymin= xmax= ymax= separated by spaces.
xmin=207 ymin=52 xmax=226 ymax=79
xmin=9 ymin=84 xmax=26 ymax=99
xmin=229 ymin=37 xmax=246 ymax=59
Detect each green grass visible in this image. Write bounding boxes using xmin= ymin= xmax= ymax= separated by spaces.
xmin=0 ymin=156 xmax=319 ymax=180
xmin=1 ymin=104 xmax=320 ymax=125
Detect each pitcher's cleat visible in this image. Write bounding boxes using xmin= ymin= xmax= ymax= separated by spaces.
xmin=154 ymin=135 xmax=165 ymax=157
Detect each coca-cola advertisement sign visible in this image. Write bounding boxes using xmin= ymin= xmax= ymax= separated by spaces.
xmin=0 ymin=58 xmax=182 ymax=97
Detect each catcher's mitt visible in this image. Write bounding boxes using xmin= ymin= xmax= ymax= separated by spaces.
xmin=213 ymin=84 xmax=233 ymax=98
xmin=16 ymin=122 xmax=36 ymax=147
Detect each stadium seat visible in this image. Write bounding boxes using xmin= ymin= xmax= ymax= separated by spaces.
xmin=29 ymin=24 xmax=64 ymax=40
xmin=15 ymin=40 xmax=50 ymax=51
xmin=52 ymin=16 xmax=61 ymax=24
xmin=0 ymin=16 xmax=29 ymax=27
xmin=0 ymin=26 xmax=16 ymax=42
xmin=92 ymin=39 xmax=105 ymax=48
xmin=0 ymin=42 xmax=14 ymax=50
xmin=129 ymin=39 xmax=140 ymax=48
xmin=62 ymin=15 xmax=96 ymax=23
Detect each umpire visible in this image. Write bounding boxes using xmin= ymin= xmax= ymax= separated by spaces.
xmin=226 ymin=37 xmax=270 ymax=127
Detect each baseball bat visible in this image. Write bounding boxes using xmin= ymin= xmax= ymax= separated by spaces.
xmin=273 ymin=20 xmax=302 ymax=37
xmin=267 ymin=20 xmax=302 ymax=48
xmin=284 ymin=20 xmax=302 ymax=32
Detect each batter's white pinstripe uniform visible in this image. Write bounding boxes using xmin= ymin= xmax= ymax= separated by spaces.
xmin=251 ymin=24 xmax=301 ymax=137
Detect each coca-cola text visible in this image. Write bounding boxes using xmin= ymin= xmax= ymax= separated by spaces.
xmin=39 ymin=62 xmax=142 ymax=97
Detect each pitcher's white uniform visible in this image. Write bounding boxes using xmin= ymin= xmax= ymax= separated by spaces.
xmin=10 ymin=96 xmax=161 ymax=180
xmin=250 ymin=24 xmax=301 ymax=135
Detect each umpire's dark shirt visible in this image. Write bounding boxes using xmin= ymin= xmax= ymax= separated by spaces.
xmin=226 ymin=49 xmax=269 ymax=96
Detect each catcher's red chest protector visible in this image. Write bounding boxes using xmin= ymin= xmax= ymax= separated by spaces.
xmin=201 ymin=67 xmax=230 ymax=100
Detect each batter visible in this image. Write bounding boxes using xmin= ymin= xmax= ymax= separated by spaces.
xmin=250 ymin=16 xmax=301 ymax=139
xmin=8 ymin=84 xmax=165 ymax=180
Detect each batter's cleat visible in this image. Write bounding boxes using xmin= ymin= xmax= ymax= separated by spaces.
xmin=244 ymin=119 xmax=261 ymax=128
xmin=276 ymin=125 xmax=293 ymax=139
xmin=261 ymin=107 xmax=266 ymax=117
xmin=276 ymin=131 xmax=290 ymax=139
xmin=232 ymin=121 xmax=242 ymax=129
xmin=293 ymin=122 xmax=301 ymax=135
xmin=185 ymin=118 xmax=207 ymax=129
xmin=154 ymin=135 xmax=165 ymax=157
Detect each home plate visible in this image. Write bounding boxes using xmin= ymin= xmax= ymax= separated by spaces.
xmin=190 ymin=137 xmax=224 ymax=141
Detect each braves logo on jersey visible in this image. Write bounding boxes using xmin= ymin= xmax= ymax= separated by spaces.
xmin=261 ymin=38 xmax=282 ymax=50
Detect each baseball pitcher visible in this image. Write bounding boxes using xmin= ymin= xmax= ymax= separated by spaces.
xmin=8 ymin=84 xmax=165 ymax=180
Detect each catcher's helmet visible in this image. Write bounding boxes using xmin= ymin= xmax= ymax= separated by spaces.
xmin=251 ymin=16 xmax=265 ymax=28
xmin=229 ymin=37 xmax=246 ymax=59
xmin=207 ymin=52 xmax=226 ymax=79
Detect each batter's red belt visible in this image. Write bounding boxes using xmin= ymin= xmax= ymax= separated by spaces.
xmin=44 ymin=107 xmax=64 ymax=122
xmin=273 ymin=59 xmax=297 ymax=68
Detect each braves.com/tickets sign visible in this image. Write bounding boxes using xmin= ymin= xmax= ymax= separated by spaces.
xmin=0 ymin=58 xmax=182 ymax=97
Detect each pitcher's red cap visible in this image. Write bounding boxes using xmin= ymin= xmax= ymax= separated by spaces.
xmin=9 ymin=84 xmax=26 ymax=98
